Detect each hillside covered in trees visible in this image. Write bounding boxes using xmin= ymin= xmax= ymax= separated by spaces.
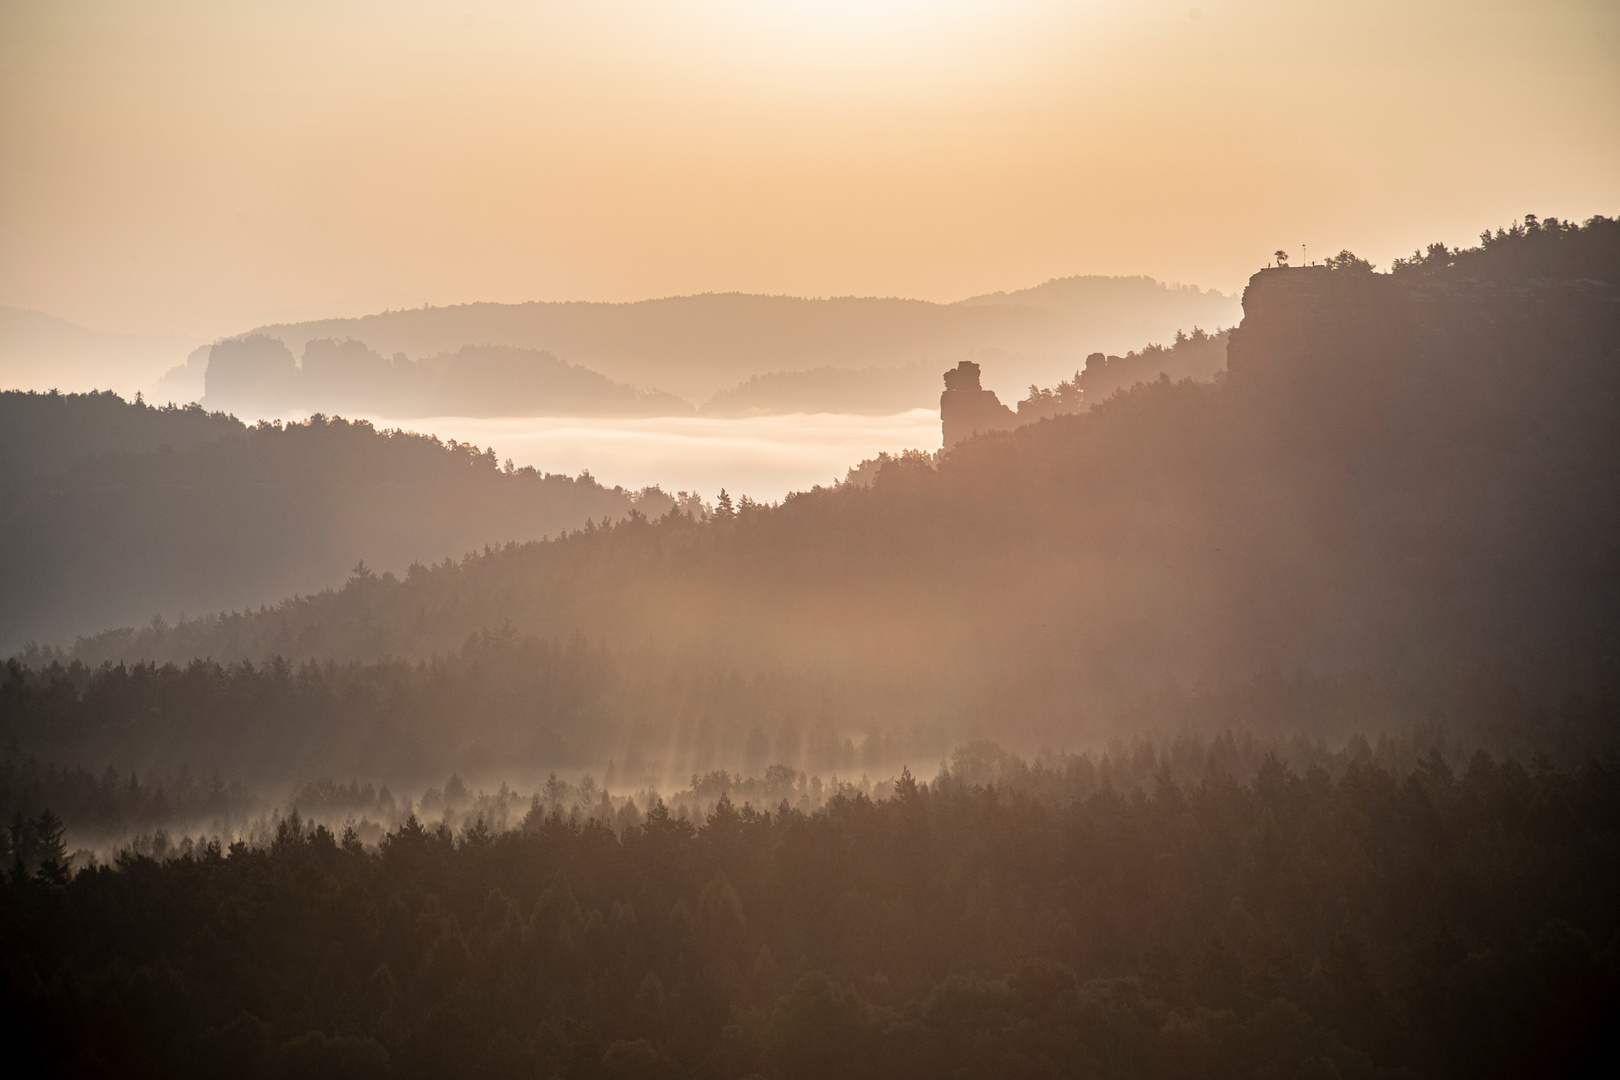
xmin=1 ymin=736 xmax=1614 ymax=1078
xmin=0 ymin=395 xmax=682 ymax=652
xmin=0 ymin=391 xmax=243 ymax=496
xmin=31 ymin=216 xmax=1617 ymax=764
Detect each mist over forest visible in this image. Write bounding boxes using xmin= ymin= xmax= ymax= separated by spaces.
xmin=3 ymin=216 xmax=1618 ymax=1076
xmin=6 ymin=0 xmax=1619 ymax=1066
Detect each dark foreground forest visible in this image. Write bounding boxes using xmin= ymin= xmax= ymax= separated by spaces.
xmin=3 ymin=741 xmax=1617 ymax=1078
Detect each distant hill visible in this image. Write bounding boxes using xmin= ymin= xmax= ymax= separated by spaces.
xmin=706 ymin=328 xmax=1232 ymax=422
xmin=0 ymin=393 xmax=682 ymax=651
xmin=203 ymin=339 xmax=693 ymax=418
xmin=0 ymin=390 xmax=244 ymax=496
xmin=957 ymin=272 xmax=1228 ymax=315
xmin=220 ymin=277 xmax=1236 ymax=412
xmin=699 ymin=361 xmax=940 ymax=416
xmin=0 ymin=307 xmax=196 ymax=396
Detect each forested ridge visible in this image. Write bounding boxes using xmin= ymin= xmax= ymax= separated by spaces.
xmin=0 ymin=390 xmax=244 ymax=495
xmin=0 ymin=401 xmax=684 ymax=652
xmin=241 ymin=276 xmax=1238 ymax=404
xmin=203 ymin=339 xmax=693 ymax=419
xmin=2 ymin=739 xmax=1615 ymax=1078
xmin=38 ymin=216 xmax=1620 ymax=754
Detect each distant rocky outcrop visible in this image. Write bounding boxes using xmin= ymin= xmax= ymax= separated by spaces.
xmin=230 ymin=279 xmax=1238 ymax=406
xmin=941 ymin=328 xmax=1231 ymax=448
xmin=940 ymin=361 xmax=1017 ymax=448
xmin=205 ymin=334 xmax=299 ymax=413
xmin=1077 ymin=327 xmax=1229 ymax=406
xmin=201 ymin=338 xmax=693 ymax=419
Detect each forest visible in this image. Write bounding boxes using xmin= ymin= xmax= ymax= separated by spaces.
xmin=3 ymin=215 xmax=1618 ymax=1076
xmin=1 ymin=735 xmax=1614 ymax=1078
xmin=0 ymin=397 xmax=683 ymax=651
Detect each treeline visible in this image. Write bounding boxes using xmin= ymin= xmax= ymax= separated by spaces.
xmin=1014 ymin=325 xmax=1231 ymax=427
xmin=1067 ymin=325 xmax=1229 ymax=412
xmin=7 ymin=627 xmax=1615 ymax=817
xmin=1389 ymin=212 xmax=1608 ymax=280
xmin=0 ymin=756 xmax=260 ymax=852
xmin=0 ymin=631 xmax=944 ymax=786
xmin=204 ymin=339 xmax=693 ymax=419
xmin=0 ymin=390 xmax=242 ymax=495
xmin=940 ymin=328 xmax=1228 ymax=447
xmin=2 ymin=741 xmax=1614 ymax=1077
xmin=0 ymin=398 xmax=685 ymax=651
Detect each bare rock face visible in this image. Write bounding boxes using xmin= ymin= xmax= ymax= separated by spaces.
xmin=204 ymin=334 xmax=299 ymax=414
xmin=940 ymin=360 xmax=1016 ymax=448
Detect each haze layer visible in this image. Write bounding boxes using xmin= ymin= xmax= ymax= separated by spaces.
xmin=3 ymin=1 xmax=1616 ymax=338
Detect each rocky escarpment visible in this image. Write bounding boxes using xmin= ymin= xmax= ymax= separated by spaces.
xmin=940 ymin=327 xmax=1229 ymax=448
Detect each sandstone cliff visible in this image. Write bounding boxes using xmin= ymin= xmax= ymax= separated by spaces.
xmin=939 ymin=361 xmax=1017 ymax=448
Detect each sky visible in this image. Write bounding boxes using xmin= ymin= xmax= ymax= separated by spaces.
xmin=1 ymin=1 xmax=1616 ymax=338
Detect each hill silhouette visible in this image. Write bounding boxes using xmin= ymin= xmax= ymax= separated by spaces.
xmin=218 ymin=277 xmax=1236 ymax=412
xmin=203 ymin=339 xmax=694 ymax=418
xmin=0 ymin=397 xmax=684 ymax=651
xmin=0 ymin=390 xmax=243 ymax=497
xmin=0 ymin=306 xmax=196 ymax=394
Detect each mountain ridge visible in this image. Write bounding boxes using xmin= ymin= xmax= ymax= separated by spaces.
xmin=235 ymin=276 xmax=1239 ymax=405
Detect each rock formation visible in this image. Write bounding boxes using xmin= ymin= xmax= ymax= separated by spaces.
xmin=939 ymin=361 xmax=1017 ymax=448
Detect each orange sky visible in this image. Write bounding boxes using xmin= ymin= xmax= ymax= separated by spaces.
xmin=2 ymin=1 xmax=1616 ymax=337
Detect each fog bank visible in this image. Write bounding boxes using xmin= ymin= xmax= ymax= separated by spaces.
xmin=360 ymin=409 xmax=944 ymax=501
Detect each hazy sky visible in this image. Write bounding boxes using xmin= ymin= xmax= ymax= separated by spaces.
xmin=2 ymin=1 xmax=1616 ymax=337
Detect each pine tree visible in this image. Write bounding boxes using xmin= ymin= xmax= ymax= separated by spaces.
xmin=7 ymin=811 xmax=33 ymax=883
xmin=34 ymin=809 xmax=69 ymax=886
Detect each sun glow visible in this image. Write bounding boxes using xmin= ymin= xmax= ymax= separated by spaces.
xmin=2 ymin=2 xmax=1614 ymax=338
xmin=698 ymin=0 xmax=1066 ymax=68
xmin=737 ymin=0 xmax=993 ymax=31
